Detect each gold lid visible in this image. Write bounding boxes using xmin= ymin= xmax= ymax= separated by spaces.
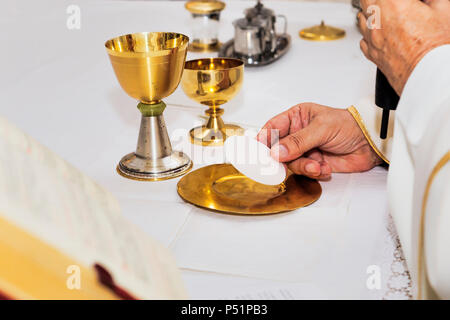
xmin=185 ymin=1 xmax=226 ymax=14
xmin=299 ymin=21 xmax=346 ymax=41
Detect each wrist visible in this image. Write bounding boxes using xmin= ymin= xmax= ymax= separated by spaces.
xmin=369 ymin=146 xmax=384 ymax=167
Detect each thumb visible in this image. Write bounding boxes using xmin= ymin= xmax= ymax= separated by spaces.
xmin=270 ymin=123 xmax=324 ymax=162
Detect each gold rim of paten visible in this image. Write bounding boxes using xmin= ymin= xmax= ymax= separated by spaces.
xmin=105 ymin=32 xmax=189 ymax=58
xmin=185 ymin=0 xmax=226 ymax=14
xmin=417 ymin=151 xmax=450 ymax=299
xmin=116 ymin=161 xmax=193 ymax=182
xmin=177 ymin=164 xmax=322 ymax=215
xmin=299 ymin=21 xmax=346 ymax=41
xmin=347 ymin=106 xmax=390 ymax=165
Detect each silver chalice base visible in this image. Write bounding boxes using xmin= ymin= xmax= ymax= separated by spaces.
xmin=117 ymin=114 xmax=192 ymax=181
xmin=117 ymin=152 xmax=192 ymax=181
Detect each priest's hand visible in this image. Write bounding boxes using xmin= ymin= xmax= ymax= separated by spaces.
xmin=358 ymin=0 xmax=450 ymax=95
xmin=257 ymin=103 xmax=383 ymax=180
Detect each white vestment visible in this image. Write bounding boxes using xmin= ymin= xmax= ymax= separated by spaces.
xmin=349 ymin=45 xmax=450 ymax=299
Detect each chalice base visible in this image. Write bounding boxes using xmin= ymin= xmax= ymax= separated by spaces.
xmin=117 ymin=151 xmax=193 ymax=181
xmin=189 ymin=124 xmax=244 ymax=146
xmin=188 ymin=41 xmax=221 ymax=52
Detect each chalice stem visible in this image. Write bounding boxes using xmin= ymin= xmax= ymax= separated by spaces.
xmin=205 ymin=107 xmax=225 ymax=131
xmin=136 ymin=115 xmax=172 ymax=160
xmin=136 ymin=101 xmax=172 ymax=160
xmin=116 ymin=100 xmax=192 ymax=180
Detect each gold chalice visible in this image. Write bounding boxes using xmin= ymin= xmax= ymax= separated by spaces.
xmin=105 ymin=32 xmax=192 ymax=181
xmin=181 ymin=58 xmax=244 ymax=146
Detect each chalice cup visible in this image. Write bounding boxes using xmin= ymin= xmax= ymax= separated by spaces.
xmin=182 ymin=58 xmax=244 ymax=146
xmin=105 ymin=32 xmax=192 ymax=181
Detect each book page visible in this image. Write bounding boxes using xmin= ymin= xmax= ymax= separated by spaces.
xmin=0 ymin=116 xmax=186 ymax=299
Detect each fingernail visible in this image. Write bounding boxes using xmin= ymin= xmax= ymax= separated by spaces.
xmin=257 ymin=129 xmax=267 ymax=145
xmin=305 ymin=162 xmax=319 ymax=174
xmin=319 ymin=161 xmax=331 ymax=175
xmin=271 ymin=144 xmax=288 ymax=160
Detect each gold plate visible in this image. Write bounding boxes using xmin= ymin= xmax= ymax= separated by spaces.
xmin=185 ymin=0 xmax=226 ymax=14
xmin=177 ymin=164 xmax=322 ymax=215
xmin=299 ymin=21 xmax=346 ymax=41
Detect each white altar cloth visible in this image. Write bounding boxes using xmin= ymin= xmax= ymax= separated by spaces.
xmin=0 ymin=0 xmax=411 ymax=299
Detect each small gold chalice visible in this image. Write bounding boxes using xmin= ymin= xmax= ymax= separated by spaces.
xmin=105 ymin=32 xmax=192 ymax=181
xmin=181 ymin=58 xmax=245 ymax=146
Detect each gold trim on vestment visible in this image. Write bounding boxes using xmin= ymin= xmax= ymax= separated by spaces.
xmin=417 ymin=151 xmax=450 ymax=299
xmin=347 ymin=106 xmax=390 ymax=165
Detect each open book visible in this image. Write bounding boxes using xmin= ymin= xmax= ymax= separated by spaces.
xmin=0 ymin=116 xmax=186 ymax=299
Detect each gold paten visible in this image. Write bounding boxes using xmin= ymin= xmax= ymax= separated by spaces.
xmin=182 ymin=58 xmax=245 ymax=146
xmin=185 ymin=0 xmax=226 ymax=15
xmin=299 ymin=21 xmax=346 ymax=41
xmin=105 ymin=32 xmax=193 ymax=181
xmin=177 ymin=164 xmax=322 ymax=215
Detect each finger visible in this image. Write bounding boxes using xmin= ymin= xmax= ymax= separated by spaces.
xmin=358 ymin=12 xmax=383 ymax=56
xmin=360 ymin=0 xmax=368 ymax=12
xmin=370 ymin=28 xmax=385 ymax=50
xmin=304 ymin=149 xmax=324 ymax=162
xmin=288 ymin=158 xmax=332 ymax=180
xmin=256 ymin=125 xmax=270 ymax=146
xmin=298 ymin=149 xmax=332 ymax=180
xmin=257 ymin=126 xmax=285 ymax=148
xmin=271 ymin=121 xmax=324 ymax=162
xmin=360 ymin=0 xmax=377 ymax=13
xmin=288 ymin=158 xmax=321 ymax=178
xmin=360 ymin=38 xmax=378 ymax=63
xmin=318 ymin=161 xmax=332 ymax=180
xmin=357 ymin=12 xmax=369 ymax=39
xmin=258 ymin=103 xmax=317 ymax=147
xmin=258 ymin=114 xmax=289 ymax=147
xmin=288 ymin=106 xmax=304 ymax=135
xmin=360 ymin=39 xmax=371 ymax=60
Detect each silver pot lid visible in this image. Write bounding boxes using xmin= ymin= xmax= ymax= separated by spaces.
xmin=244 ymin=0 xmax=275 ymax=20
xmin=233 ymin=17 xmax=260 ymax=29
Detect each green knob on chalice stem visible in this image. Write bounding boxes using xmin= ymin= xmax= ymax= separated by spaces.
xmin=137 ymin=101 xmax=166 ymax=117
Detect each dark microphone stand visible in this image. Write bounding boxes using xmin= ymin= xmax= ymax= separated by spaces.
xmin=375 ymin=69 xmax=399 ymax=139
